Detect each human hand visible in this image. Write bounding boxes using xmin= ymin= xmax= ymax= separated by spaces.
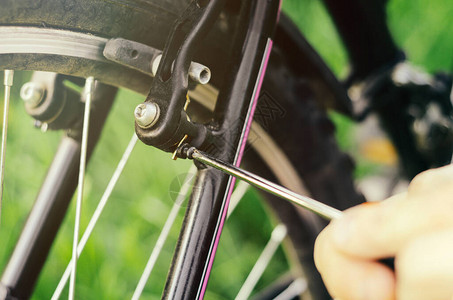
xmin=314 ymin=165 xmax=453 ymax=300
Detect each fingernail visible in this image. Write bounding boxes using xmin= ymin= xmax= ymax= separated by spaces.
xmin=332 ymin=203 xmax=377 ymax=248
xmin=331 ymin=216 xmax=354 ymax=248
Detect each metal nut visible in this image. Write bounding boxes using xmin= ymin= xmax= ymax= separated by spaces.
xmin=134 ymin=102 xmax=160 ymax=129
xmin=3 ymin=70 xmax=14 ymax=86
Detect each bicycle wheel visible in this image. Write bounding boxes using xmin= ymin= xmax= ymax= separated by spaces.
xmin=0 ymin=1 xmax=362 ymax=299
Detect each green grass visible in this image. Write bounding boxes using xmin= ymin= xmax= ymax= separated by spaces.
xmin=1 ymin=0 xmax=453 ymax=299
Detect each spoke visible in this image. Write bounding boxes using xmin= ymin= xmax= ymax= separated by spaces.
xmin=235 ymin=224 xmax=287 ymax=300
xmin=68 ymin=77 xmax=94 ymax=300
xmin=227 ymin=181 xmax=249 ymax=218
xmin=51 ymin=133 xmax=138 ymax=300
xmin=273 ymin=278 xmax=308 ymax=300
xmin=131 ymin=164 xmax=197 ymax=300
xmin=1 ymin=70 xmax=13 ymax=225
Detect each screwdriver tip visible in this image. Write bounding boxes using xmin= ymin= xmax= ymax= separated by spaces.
xmin=174 ymin=143 xmax=196 ymax=160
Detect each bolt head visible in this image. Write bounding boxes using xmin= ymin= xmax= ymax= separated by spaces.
xmin=20 ymin=82 xmax=46 ymax=108
xmin=134 ymin=102 xmax=160 ymax=128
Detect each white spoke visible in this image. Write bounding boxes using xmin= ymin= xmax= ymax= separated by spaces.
xmin=69 ymin=77 xmax=94 ymax=300
xmin=1 ymin=70 xmax=13 ymax=225
xmin=235 ymin=224 xmax=287 ymax=300
xmin=227 ymin=181 xmax=249 ymax=218
xmin=274 ymin=278 xmax=308 ymax=300
xmin=131 ymin=164 xmax=197 ymax=300
xmin=52 ymin=133 xmax=138 ymax=300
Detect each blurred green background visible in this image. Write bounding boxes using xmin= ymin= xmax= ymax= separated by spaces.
xmin=0 ymin=0 xmax=452 ymax=299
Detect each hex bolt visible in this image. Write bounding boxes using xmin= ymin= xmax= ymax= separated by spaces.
xmin=134 ymin=102 xmax=160 ymax=129
xmin=20 ymin=82 xmax=46 ymax=108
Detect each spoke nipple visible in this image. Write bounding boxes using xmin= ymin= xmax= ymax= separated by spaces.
xmin=4 ymin=70 xmax=14 ymax=86
xmin=20 ymin=82 xmax=46 ymax=108
xmin=134 ymin=102 xmax=160 ymax=129
xmin=83 ymin=77 xmax=95 ymax=96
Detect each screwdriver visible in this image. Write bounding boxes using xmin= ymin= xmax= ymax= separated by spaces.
xmin=184 ymin=146 xmax=396 ymax=269
xmin=184 ymin=147 xmax=343 ymax=221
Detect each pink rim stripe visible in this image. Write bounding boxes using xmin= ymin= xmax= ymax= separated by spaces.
xmin=277 ymin=0 xmax=283 ymax=23
xmin=198 ymin=39 xmax=273 ymax=299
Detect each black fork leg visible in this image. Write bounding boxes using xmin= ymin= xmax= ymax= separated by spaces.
xmin=162 ymin=1 xmax=281 ymax=299
xmin=0 ymin=83 xmax=117 ymax=300
xmin=321 ymin=0 xmax=402 ymax=80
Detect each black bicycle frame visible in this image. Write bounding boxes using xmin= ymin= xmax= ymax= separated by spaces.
xmin=162 ymin=1 xmax=281 ymax=298
xmin=321 ymin=0 xmax=402 ymax=81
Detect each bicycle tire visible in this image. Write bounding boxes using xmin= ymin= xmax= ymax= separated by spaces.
xmin=0 ymin=1 xmax=363 ymax=299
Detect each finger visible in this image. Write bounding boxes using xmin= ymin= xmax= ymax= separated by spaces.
xmin=330 ymin=167 xmax=453 ymax=259
xmin=408 ymin=164 xmax=453 ymax=196
xmin=314 ymin=225 xmax=395 ymax=300
xmin=329 ymin=193 xmax=407 ymax=258
xmin=396 ymin=227 xmax=453 ymax=300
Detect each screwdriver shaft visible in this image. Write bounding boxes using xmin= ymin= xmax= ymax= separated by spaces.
xmin=190 ymin=149 xmax=343 ymax=220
